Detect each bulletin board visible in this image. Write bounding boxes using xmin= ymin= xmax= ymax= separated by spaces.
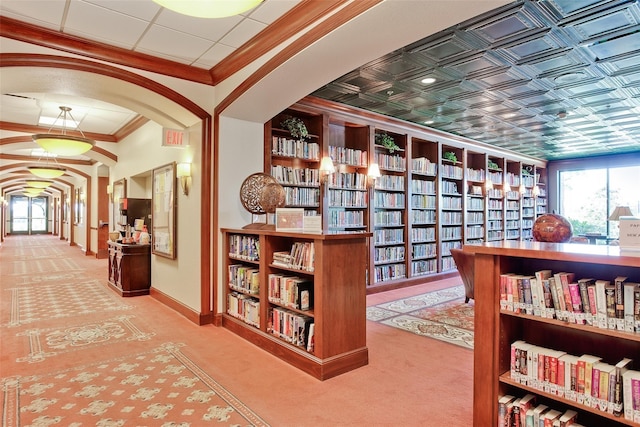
xmin=152 ymin=162 xmax=176 ymax=259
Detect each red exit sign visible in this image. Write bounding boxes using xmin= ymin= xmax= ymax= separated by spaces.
xmin=162 ymin=128 xmax=189 ymax=147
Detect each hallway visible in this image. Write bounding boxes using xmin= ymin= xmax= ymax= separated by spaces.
xmin=1 ymin=235 xmax=472 ymax=426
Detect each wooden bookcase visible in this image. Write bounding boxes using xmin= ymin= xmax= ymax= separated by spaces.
xmin=221 ymin=228 xmax=369 ymax=380
xmin=265 ymin=96 xmax=548 ymax=292
xmin=465 ymin=241 xmax=640 ymax=426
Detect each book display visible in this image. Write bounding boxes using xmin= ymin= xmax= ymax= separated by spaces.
xmin=326 ymin=120 xmax=370 ymax=233
xmin=266 ymin=110 xmax=322 ymax=216
xmin=222 ymin=228 xmax=369 ymax=380
xmin=466 ymin=240 xmax=640 ymax=426
xmin=266 ymin=97 xmax=547 ymax=291
xmin=409 ymin=137 xmax=438 ymax=277
xmin=440 ymin=145 xmax=464 ymax=272
xmin=372 ymin=130 xmax=407 ymax=284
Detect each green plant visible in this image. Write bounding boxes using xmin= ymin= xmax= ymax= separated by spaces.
xmin=488 ymin=160 xmax=500 ymax=170
xmin=375 ymin=133 xmax=400 ymax=153
xmin=281 ymin=116 xmax=309 ymax=141
xmin=522 ymin=167 xmax=532 ymax=176
xmin=443 ymin=151 xmax=457 ymax=163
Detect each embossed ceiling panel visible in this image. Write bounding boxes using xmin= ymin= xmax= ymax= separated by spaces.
xmin=312 ymin=0 xmax=640 ymax=160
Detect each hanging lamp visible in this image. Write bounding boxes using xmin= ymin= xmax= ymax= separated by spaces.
xmin=32 ymin=106 xmax=95 ymax=156
xmin=152 ymin=0 xmax=262 ymax=18
xmin=25 ymin=179 xmax=53 ymax=189
xmin=28 ymin=165 xmax=66 ymax=179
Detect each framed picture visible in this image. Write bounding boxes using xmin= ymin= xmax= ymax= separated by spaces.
xmin=275 ymin=208 xmax=304 ymax=232
xmin=152 ymin=162 xmax=176 ymax=259
xmin=112 ymin=178 xmax=126 ymax=231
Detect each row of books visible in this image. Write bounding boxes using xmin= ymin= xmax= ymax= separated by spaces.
xmin=227 ymin=292 xmax=259 ymax=328
xmin=328 ymin=145 xmax=367 ymax=167
xmin=272 ymin=241 xmax=315 ymax=272
xmin=271 ymin=136 xmax=320 ymax=160
xmin=498 ymin=393 xmax=582 ymax=427
xmin=228 ymin=264 xmax=259 ymax=295
xmin=268 ymin=307 xmax=314 ymax=352
xmin=228 ymin=234 xmax=259 ymax=261
xmin=510 ymin=339 xmax=640 ymax=422
xmin=500 ymin=270 xmax=640 ymax=333
xmin=270 ymin=165 xmax=320 ymax=187
xmin=268 ymin=273 xmax=313 ymax=311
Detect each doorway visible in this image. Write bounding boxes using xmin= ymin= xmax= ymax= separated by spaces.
xmin=10 ymin=195 xmax=48 ymax=234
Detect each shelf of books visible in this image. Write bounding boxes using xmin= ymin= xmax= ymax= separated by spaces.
xmin=505 ymin=160 xmax=521 ymax=241
xmin=521 ymin=163 xmax=536 ymax=241
xmin=221 ymin=228 xmax=369 ymax=380
xmin=487 ymin=156 xmax=505 ymax=242
xmin=535 ymin=166 xmax=548 ymax=218
xmin=466 ymin=241 xmax=640 ymax=426
xmin=465 ymin=150 xmax=487 ymax=245
xmin=266 ymin=109 xmax=323 ymax=216
xmin=409 ymin=137 xmax=438 ymax=278
xmin=372 ymin=130 xmax=407 ymax=284
xmin=326 ymin=120 xmax=370 ymax=233
xmin=440 ymin=145 xmax=464 ymax=272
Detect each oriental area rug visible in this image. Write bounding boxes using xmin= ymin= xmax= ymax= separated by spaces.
xmin=0 ymin=235 xmax=270 ymax=427
xmin=366 ymin=285 xmax=474 ymax=350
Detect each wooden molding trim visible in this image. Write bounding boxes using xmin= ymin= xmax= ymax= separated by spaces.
xmin=114 ymin=116 xmax=150 ymax=141
xmin=211 ymin=0 xmax=351 ymax=84
xmin=0 ymin=16 xmax=213 ymax=85
xmin=150 ymin=287 xmax=211 ymax=325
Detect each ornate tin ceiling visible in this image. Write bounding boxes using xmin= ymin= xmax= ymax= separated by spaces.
xmin=312 ymin=0 xmax=640 ymax=160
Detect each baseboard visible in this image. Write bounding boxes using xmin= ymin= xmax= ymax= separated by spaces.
xmin=149 ymin=287 xmax=213 ymax=326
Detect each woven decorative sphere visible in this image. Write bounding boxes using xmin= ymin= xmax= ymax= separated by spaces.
xmin=533 ymin=213 xmax=573 ymax=243
xmin=239 ymin=173 xmax=277 ymax=215
xmin=260 ymin=182 xmax=286 ymax=214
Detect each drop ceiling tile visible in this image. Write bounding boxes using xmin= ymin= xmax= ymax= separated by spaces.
xmin=64 ymin=1 xmax=149 ymax=49
xmin=83 ymin=0 xmax=161 ymax=21
xmin=587 ymin=31 xmax=640 ymax=60
xmin=136 ymin=24 xmax=215 ymax=65
xmin=247 ymin=0 xmax=299 ymax=23
xmin=220 ymin=18 xmax=268 ymax=48
xmin=194 ymin=42 xmax=235 ymax=69
xmin=155 ymin=8 xmax=243 ymax=41
xmin=0 ymin=0 xmax=66 ymax=30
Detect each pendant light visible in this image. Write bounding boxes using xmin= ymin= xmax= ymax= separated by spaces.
xmin=25 ymin=179 xmax=53 ymax=189
xmin=28 ymin=165 xmax=66 ymax=179
xmin=152 ymin=0 xmax=262 ymax=18
xmin=32 ymin=106 xmax=95 ymax=156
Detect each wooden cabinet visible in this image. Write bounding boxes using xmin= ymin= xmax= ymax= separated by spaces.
xmin=107 ymin=242 xmax=151 ymax=297
xmin=221 ymin=228 xmax=369 ymax=380
xmin=465 ymin=241 xmax=640 ymax=426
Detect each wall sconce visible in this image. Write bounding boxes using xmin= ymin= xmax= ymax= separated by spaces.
xmin=485 ymin=180 xmax=494 ymax=190
xmin=106 ymin=184 xmax=113 ymax=202
xmin=533 ymin=185 xmax=540 ymax=196
xmin=504 ymin=182 xmax=511 ymax=193
xmin=177 ymin=162 xmax=192 ymax=196
xmin=319 ymin=156 xmax=335 ymax=183
xmin=368 ymin=163 xmax=381 ymax=187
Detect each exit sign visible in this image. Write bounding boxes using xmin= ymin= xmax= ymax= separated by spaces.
xmin=162 ymin=128 xmax=189 ymax=147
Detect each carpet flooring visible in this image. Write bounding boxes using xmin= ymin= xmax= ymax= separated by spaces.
xmin=366 ymin=285 xmax=474 ymax=349
xmin=1 ymin=235 xmax=269 ymax=426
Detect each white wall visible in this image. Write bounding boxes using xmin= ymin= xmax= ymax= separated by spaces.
xmin=110 ymin=120 xmax=203 ymax=311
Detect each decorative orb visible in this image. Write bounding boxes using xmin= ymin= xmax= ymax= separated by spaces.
xmin=533 ymin=213 xmax=573 ymax=243
xmin=239 ymin=173 xmax=278 ymax=215
xmin=260 ymin=182 xmax=286 ymax=214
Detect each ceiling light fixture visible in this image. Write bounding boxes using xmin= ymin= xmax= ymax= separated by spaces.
xmin=421 ymin=77 xmax=436 ymax=85
xmin=152 ymin=0 xmax=263 ymax=18
xmin=557 ymin=110 xmax=568 ymax=119
xmin=32 ymin=106 xmax=95 ymax=156
xmin=25 ymin=180 xmax=53 ymax=189
xmin=28 ymin=166 xmax=66 ymax=179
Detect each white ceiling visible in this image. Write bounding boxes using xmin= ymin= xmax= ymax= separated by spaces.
xmin=0 ymin=0 xmax=300 ymax=161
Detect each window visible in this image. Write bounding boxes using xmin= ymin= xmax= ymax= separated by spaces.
xmin=559 ymin=164 xmax=640 ymax=239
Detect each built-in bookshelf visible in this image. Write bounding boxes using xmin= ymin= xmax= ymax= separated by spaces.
xmin=409 ymin=137 xmax=438 ymax=278
xmin=222 ymin=228 xmax=369 ymax=380
xmin=326 ymin=120 xmax=370 ymax=233
xmin=440 ymin=145 xmax=464 ymax=272
xmin=265 ymin=97 xmax=547 ymax=292
xmin=521 ymin=163 xmax=536 ymax=241
xmin=467 ymin=241 xmax=640 ymax=426
xmin=266 ymin=109 xmax=322 ymax=216
xmin=372 ymin=130 xmax=407 ymax=284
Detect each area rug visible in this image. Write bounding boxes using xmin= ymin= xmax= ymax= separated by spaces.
xmin=366 ymin=285 xmax=474 ymax=349
xmin=1 ymin=342 xmax=270 ymax=426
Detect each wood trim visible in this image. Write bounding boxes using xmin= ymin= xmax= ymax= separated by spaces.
xmin=204 ymin=116 xmax=214 ymax=319
xmin=114 ymin=116 xmax=150 ymax=141
xmin=0 ymin=16 xmax=213 ymax=85
xmin=150 ymin=287 xmax=211 ymax=325
xmin=211 ymin=0 xmax=351 ymax=84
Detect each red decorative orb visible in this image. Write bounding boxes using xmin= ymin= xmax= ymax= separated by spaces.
xmin=533 ymin=214 xmax=573 ymax=243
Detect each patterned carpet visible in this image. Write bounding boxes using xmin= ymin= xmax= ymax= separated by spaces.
xmin=366 ymin=285 xmax=474 ymax=349
xmin=1 ymin=235 xmax=270 ymax=426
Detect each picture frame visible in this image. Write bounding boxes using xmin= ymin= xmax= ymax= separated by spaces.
xmin=275 ymin=208 xmax=304 ymax=232
xmin=152 ymin=162 xmax=176 ymax=259
xmin=112 ymin=178 xmax=126 ymax=231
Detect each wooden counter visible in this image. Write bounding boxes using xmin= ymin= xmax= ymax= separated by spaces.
xmin=107 ymin=241 xmax=151 ymax=297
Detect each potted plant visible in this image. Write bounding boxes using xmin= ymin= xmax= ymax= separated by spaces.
xmin=375 ymin=132 xmax=400 ymax=153
xmin=488 ymin=160 xmax=500 ymax=171
xmin=281 ymin=116 xmax=309 ymax=141
xmin=443 ymin=151 xmax=457 ymax=163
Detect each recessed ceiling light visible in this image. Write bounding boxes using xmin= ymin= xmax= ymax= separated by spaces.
xmin=421 ymin=77 xmax=436 ymax=85
xmin=554 ymin=72 xmax=584 ymax=84
xmin=424 ymin=120 xmax=434 ymax=125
